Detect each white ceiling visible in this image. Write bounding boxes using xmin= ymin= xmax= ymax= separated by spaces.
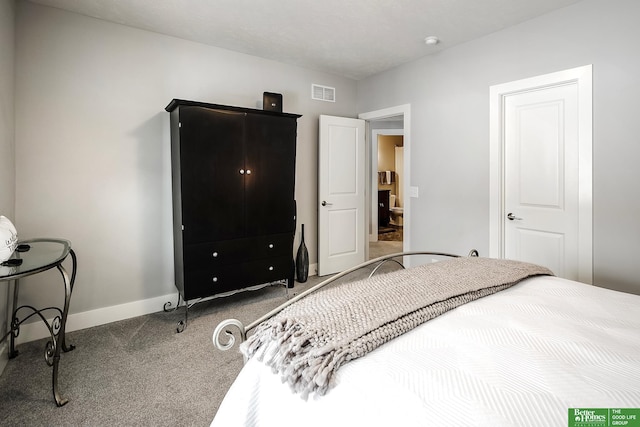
xmin=27 ymin=0 xmax=582 ymax=80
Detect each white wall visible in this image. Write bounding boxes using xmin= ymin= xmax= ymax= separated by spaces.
xmin=0 ymin=1 xmax=14 ymax=218
xmin=357 ymin=0 xmax=640 ymax=295
xmin=0 ymin=0 xmax=15 ymax=371
xmin=13 ymin=1 xmax=358 ymax=335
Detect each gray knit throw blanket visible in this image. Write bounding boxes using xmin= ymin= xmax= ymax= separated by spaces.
xmin=241 ymin=257 xmax=553 ymax=398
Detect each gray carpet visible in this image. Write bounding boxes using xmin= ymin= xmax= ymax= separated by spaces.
xmin=0 ymin=279 xmax=321 ymax=426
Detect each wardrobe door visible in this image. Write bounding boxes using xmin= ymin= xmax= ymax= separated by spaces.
xmin=180 ymin=107 xmax=246 ymax=243
xmin=244 ymin=113 xmax=297 ymax=236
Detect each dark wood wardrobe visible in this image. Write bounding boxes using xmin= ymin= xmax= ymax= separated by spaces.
xmin=165 ymin=99 xmax=301 ymax=301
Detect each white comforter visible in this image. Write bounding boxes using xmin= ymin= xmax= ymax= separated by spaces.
xmin=212 ymin=276 xmax=640 ymax=427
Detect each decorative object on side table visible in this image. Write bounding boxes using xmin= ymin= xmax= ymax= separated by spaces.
xmin=296 ymin=224 xmax=309 ymax=283
xmin=0 ymin=215 xmax=18 ymax=262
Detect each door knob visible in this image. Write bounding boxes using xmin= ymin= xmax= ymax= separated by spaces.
xmin=507 ymin=213 xmax=523 ymax=221
xmin=321 ymin=201 xmax=333 ymax=207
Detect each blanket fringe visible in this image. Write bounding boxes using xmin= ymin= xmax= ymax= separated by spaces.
xmin=242 ymin=318 xmax=349 ymax=398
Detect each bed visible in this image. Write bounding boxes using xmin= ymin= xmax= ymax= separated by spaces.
xmin=211 ymin=251 xmax=640 ymax=427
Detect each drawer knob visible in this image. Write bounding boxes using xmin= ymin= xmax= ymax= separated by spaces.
xmin=268 ymin=266 xmax=274 ymax=271
xmin=212 ymin=252 xmax=218 ymax=258
xmin=212 ymin=277 xmax=218 ymax=282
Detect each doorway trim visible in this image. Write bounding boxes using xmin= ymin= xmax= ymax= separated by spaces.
xmin=359 ymin=104 xmax=411 ymax=255
xmin=489 ymin=65 xmax=592 ymax=283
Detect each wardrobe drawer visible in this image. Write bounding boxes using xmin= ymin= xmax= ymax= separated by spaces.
xmin=183 ymin=264 xmax=236 ymax=299
xmin=185 ymin=234 xmax=292 ymax=266
xmin=242 ymin=256 xmax=293 ymax=286
xmin=184 ymin=255 xmax=293 ymax=299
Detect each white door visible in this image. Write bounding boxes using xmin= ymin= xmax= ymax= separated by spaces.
xmin=490 ymin=65 xmax=592 ymax=283
xmin=504 ymin=84 xmax=579 ymax=278
xmin=318 ymin=115 xmax=366 ymax=276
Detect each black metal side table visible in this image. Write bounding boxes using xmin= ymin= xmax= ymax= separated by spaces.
xmin=0 ymin=238 xmax=77 ymax=406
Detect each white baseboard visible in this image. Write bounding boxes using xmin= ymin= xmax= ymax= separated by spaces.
xmin=0 ymin=341 xmax=8 ymax=375
xmin=13 ymin=292 xmax=177 ymax=345
xmin=12 ymin=268 xmax=321 ymax=346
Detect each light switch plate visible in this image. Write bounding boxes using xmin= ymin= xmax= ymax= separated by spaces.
xmin=409 ymin=186 xmax=419 ymax=198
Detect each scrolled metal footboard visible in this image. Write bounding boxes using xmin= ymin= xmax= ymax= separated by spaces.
xmin=212 ymin=250 xmax=478 ymax=353
xmin=213 ymin=319 xmax=246 ymax=351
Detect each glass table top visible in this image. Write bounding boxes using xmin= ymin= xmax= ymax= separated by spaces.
xmin=0 ymin=238 xmax=71 ymax=280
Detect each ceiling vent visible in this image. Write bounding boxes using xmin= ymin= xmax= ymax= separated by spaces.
xmin=311 ymin=84 xmax=336 ymax=102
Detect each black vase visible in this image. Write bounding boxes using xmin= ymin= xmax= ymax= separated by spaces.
xmin=295 ymin=224 xmax=309 ymax=283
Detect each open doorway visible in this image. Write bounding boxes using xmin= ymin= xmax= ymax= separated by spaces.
xmin=370 ymin=127 xmax=403 ymax=259
xmin=359 ymin=105 xmax=411 ymax=260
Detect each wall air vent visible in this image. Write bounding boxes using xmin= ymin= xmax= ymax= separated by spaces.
xmin=311 ymin=84 xmax=336 ymax=102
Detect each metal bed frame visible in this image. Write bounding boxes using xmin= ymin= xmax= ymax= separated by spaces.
xmin=213 ymin=249 xmax=478 ymax=354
